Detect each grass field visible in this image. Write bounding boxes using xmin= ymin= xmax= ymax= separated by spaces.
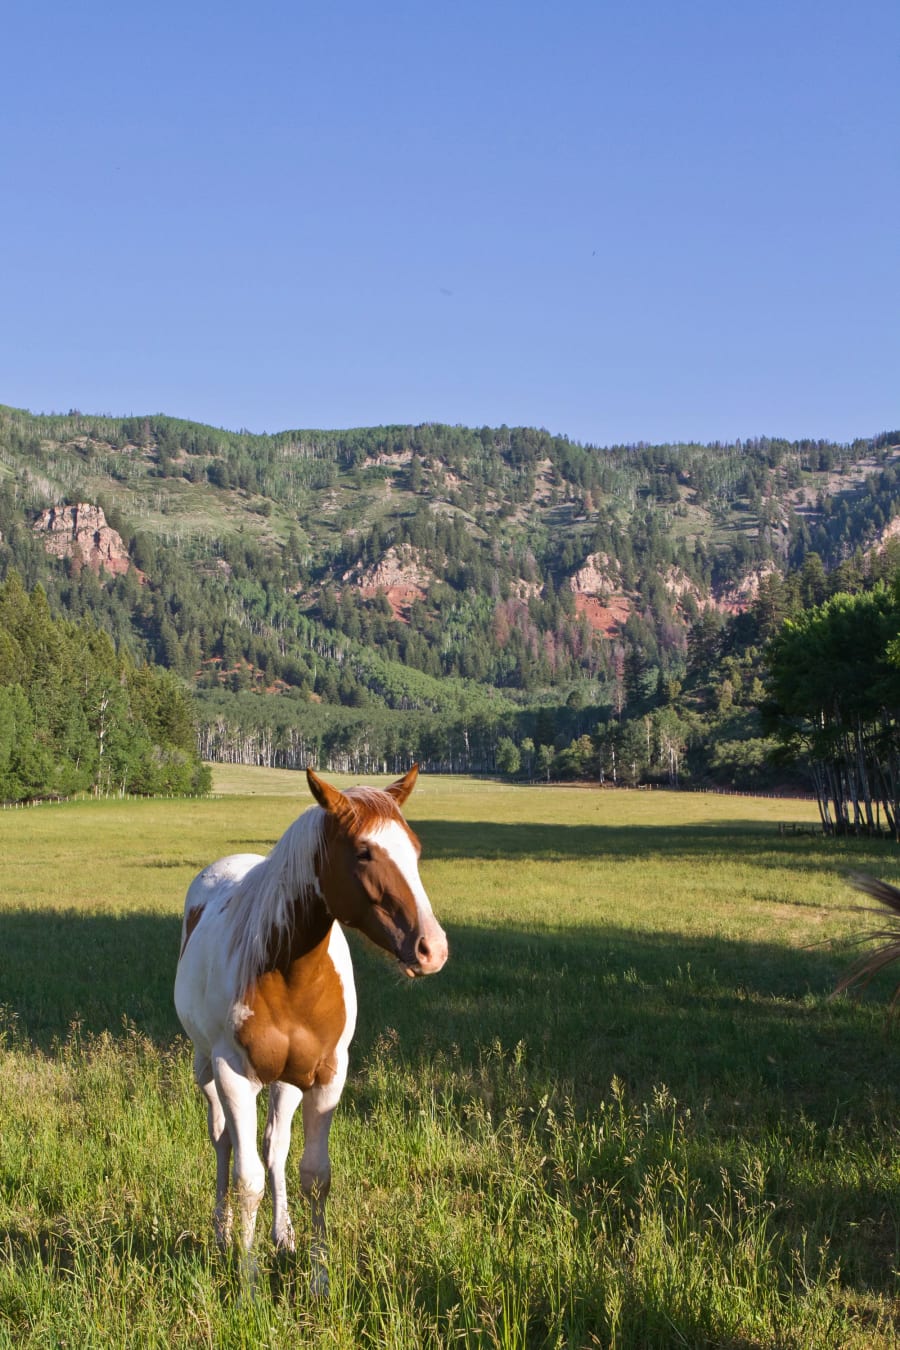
xmin=1 ymin=770 xmax=899 ymax=1347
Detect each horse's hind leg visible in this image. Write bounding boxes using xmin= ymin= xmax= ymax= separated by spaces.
xmin=263 ymin=1080 xmax=302 ymax=1252
xmin=195 ymin=1052 xmax=233 ymax=1249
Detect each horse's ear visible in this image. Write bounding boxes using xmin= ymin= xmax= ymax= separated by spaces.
xmin=306 ymin=768 xmax=355 ymax=827
xmin=385 ymin=764 xmax=418 ymax=806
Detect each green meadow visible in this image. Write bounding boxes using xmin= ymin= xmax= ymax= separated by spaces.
xmin=1 ymin=771 xmax=899 ymax=1347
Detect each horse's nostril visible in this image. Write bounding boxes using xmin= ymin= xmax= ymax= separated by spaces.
xmin=415 ymin=935 xmax=431 ymax=963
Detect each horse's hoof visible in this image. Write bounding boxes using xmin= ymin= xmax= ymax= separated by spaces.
xmin=273 ymin=1222 xmax=296 ymax=1254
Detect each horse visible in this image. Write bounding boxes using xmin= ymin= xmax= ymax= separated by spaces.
xmin=174 ymin=765 xmax=448 ymax=1293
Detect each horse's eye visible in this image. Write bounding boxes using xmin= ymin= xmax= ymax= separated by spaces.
xmin=356 ymin=845 xmax=372 ymax=863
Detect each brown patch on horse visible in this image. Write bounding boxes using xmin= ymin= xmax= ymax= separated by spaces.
xmin=314 ymin=818 xmax=423 ymax=962
xmin=180 ymin=903 xmax=205 ymax=957
xmin=236 ymin=927 xmax=347 ymax=1089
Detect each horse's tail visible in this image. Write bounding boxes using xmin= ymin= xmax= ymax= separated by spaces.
xmin=849 ymin=872 xmax=900 ymax=915
xmin=833 ymin=872 xmax=900 ymax=1010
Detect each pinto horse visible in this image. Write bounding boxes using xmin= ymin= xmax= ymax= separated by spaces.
xmin=174 ymin=765 xmax=448 ymax=1292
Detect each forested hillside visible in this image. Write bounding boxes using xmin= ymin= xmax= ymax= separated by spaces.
xmin=0 ymin=571 xmax=209 ymax=802
xmin=1 ymin=404 xmax=899 ymax=793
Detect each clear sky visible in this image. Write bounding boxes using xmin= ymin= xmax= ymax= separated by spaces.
xmin=2 ymin=2 xmax=897 ymax=447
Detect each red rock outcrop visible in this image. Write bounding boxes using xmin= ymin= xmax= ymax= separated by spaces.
xmin=343 ymin=545 xmax=432 ymax=620
xmin=567 ymin=552 xmax=632 ymax=636
xmin=33 ymin=503 xmax=132 ymax=576
xmin=715 ymin=563 xmax=779 ymax=614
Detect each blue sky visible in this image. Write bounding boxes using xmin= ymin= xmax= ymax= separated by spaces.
xmin=2 ymin=2 xmax=897 ymax=446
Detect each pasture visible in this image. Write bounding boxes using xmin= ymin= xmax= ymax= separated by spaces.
xmin=1 ymin=771 xmax=899 ymax=1347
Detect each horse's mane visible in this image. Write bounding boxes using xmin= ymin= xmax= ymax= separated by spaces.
xmin=227 ymin=806 xmax=327 ymax=1000
xmin=226 ymin=786 xmax=405 ymax=999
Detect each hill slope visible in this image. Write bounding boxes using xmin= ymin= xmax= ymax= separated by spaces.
xmin=1 ymin=405 xmax=899 ymax=776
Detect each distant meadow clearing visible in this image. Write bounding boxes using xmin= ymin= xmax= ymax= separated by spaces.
xmin=1 ymin=770 xmax=899 ymax=1347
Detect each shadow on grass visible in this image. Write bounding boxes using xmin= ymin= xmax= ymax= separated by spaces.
xmin=0 ymin=909 xmax=183 ymax=1047
xmin=347 ymin=918 xmax=900 ymax=1128
xmin=2 ymin=905 xmax=899 ymax=1129
xmin=415 ymin=816 xmax=900 ymax=872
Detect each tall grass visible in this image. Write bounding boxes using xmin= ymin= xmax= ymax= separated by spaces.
xmin=0 ymin=771 xmax=898 ymax=1346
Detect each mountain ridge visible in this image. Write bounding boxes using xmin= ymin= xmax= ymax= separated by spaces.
xmin=2 ymin=404 xmax=899 ymax=782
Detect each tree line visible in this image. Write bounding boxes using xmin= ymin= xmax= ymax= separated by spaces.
xmin=2 ymin=405 xmax=900 ymax=808
xmin=0 ymin=571 xmax=210 ymax=802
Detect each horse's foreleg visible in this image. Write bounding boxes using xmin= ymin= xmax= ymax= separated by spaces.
xmin=263 ymin=1080 xmax=302 ymax=1252
xmin=299 ymin=1084 xmax=340 ymax=1297
xmin=213 ymin=1048 xmax=265 ymax=1272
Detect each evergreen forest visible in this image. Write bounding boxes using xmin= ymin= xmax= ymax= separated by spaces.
xmin=1 ymin=404 xmax=899 ymax=821
xmin=0 ymin=570 xmax=209 ymax=802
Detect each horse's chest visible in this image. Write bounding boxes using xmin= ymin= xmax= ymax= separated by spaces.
xmin=236 ymin=943 xmax=347 ymax=1089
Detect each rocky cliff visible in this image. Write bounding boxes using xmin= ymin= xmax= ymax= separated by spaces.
xmin=32 ymin=503 xmax=131 ymax=576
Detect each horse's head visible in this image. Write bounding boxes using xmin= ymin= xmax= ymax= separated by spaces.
xmin=306 ymin=766 xmax=448 ymax=978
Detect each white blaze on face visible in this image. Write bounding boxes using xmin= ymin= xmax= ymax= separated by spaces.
xmin=368 ymin=819 xmax=448 ymax=968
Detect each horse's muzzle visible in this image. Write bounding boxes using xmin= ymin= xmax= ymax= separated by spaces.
xmin=401 ymin=923 xmax=449 ymax=977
